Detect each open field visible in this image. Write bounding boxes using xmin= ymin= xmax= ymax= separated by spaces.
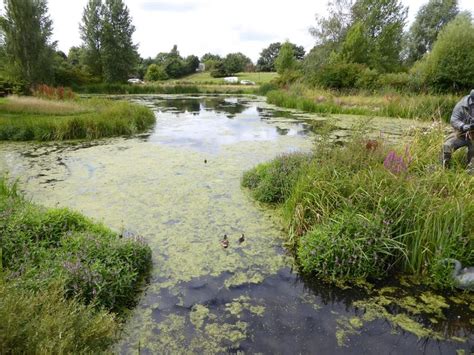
xmin=169 ymin=71 xmax=278 ymax=85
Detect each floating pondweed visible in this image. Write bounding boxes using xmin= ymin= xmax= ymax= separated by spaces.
xmin=1 ymin=95 xmax=471 ymax=354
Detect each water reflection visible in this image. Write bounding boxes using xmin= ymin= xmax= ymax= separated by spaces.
xmin=145 ymin=97 xmax=310 ymax=154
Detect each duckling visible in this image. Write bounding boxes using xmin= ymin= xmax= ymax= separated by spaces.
xmin=220 ymin=234 xmax=229 ymax=248
xmin=444 ymin=258 xmax=474 ymax=290
xmin=238 ymin=233 xmax=245 ymax=244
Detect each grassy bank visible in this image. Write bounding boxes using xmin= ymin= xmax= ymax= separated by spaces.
xmin=169 ymin=71 xmax=278 ymax=85
xmin=74 ymin=83 xmax=255 ymax=95
xmin=265 ymin=84 xmax=459 ymax=122
xmin=242 ymin=126 xmax=473 ymax=288
xmin=0 ymin=178 xmax=152 ymax=352
xmin=0 ymin=96 xmax=155 ymax=141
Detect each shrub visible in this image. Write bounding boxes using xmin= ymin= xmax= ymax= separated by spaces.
xmin=377 ymin=72 xmax=411 ymax=91
xmin=298 ymin=211 xmax=405 ymax=281
xmin=418 ymin=13 xmax=474 ymax=91
xmin=242 ymin=152 xmax=311 ymax=204
xmin=317 ymin=62 xmax=365 ymax=89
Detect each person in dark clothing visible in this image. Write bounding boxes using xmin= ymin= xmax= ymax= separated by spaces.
xmin=442 ymin=90 xmax=474 ymax=174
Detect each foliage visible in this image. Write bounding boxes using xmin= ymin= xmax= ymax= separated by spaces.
xmin=145 ymin=63 xmax=168 ymax=81
xmin=316 ymin=62 xmax=365 ymax=89
xmin=100 ymin=0 xmax=139 ymax=83
xmin=0 ymin=0 xmax=55 ymax=88
xmin=349 ymin=0 xmax=407 ymax=72
xmin=80 ymin=0 xmax=103 ymax=79
xmin=223 ymin=52 xmax=253 ymax=75
xmin=415 ymin=13 xmax=474 ymax=91
xmin=266 ymin=86 xmax=458 ymax=121
xmin=275 ymin=41 xmax=298 ymax=75
xmin=241 ymin=152 xmax=311 ymax=203
xmin=256 ymin=42 xmax=305 ymax=72
xmin=0 ymin=177 xmax=152 ymax=351
xmin=33 ymin=84 xmax=76 ymax=100
xmin=0 ymin=96 xmax=155 ymax=141
xmin=0 ymin=280 xmax=118 ymax=353
xmin=242 ymin=127 xmax=474 ymax=286
xmin=298 ymin=211 xmax=404 ymax=280
xmin=405 ymin=0 xmax=458 ymax=64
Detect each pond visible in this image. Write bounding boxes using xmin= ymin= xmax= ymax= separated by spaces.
xmin=0 ymin=95 xmax=472 ymax=354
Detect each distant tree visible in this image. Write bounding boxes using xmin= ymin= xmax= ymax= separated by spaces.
xmin=184 ymin=55 xmax=200 ymax=74
xmin=349 ymin=0 xmax=407 ymax=72
xmin=405 ymin=0 xmax=458 ymax=64
xmin=135 ymin=56 xmax=154 ymax=79
xmin=0 ymin=0 xmax=55 ymax=87
xmin=80 ymin=0 xmax=103 ymax=78
xmin=417 ymin=13 xmax=474 ymax=91
xmin=68 ymin=46 xmax=86 ymax=67
xmin=144 ymin=63 xmax=168 ymax=81
xmin=210 ymin=60 xmax=228 ymax=78
xmin=100 ymin=0 xmax=138 ymax=83
xmin=201 ymin=53 xmax=222 ymax=72
xmin=223 ymin=52 xmax=252 ymax=74
xmin=275 ymin=41 xmax=296 ymax=74
xmin=256 ymin=42 xmax=306 ymax=72
xmin=310 ymin=0 xmax=354 ymax=47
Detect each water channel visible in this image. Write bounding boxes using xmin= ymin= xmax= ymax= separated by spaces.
xmin=0 ymin=95 xmax=472 ymax=354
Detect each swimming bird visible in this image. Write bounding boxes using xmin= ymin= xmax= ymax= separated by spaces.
xmin=204 ymin=159 xmax=207 ymax=164
xmin=220 ymin=234 xmax=229 ymax=248
xmin=444 ymin=259 xmax=474 ymax=290
xmin=238 ymin=233 xmax=245 ymax=244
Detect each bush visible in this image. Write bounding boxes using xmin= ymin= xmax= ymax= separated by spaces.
xmin=298 ymin=211 xmax=404 ymax=281
xmin=417 ymin=14 xmax=474 ymax=91
xmin=144 ymin=64 xmax=168 ymax=82
xmin=0 ymin=177 xmax=153 ymax=351
xmin=242 ymin=152 xmax=311 ymax=204
xmin=316 ymin=62 xmax=365 ymax=89
xmin=377 ymin=72 xmax=411 ymax=91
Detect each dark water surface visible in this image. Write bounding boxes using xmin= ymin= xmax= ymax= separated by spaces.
xmin=0 ymin=95 xmax=472 ymax=354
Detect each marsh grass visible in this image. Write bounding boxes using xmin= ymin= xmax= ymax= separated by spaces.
xmin=266 ymin=85 xmax=458 ymax=122
xmin=0 ymin=96 xmax=155 ymax=141
xmin=0 ymin=177 xmax=152 ymax=352
xmin=242 ymin=125 xmax=473 ymax=287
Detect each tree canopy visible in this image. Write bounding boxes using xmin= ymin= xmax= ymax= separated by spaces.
xmin=0 ymin=0 xmax=55 ymax=87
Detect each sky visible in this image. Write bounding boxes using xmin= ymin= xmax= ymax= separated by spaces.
xmin=2 ymin=0 xmax=474 ymax=62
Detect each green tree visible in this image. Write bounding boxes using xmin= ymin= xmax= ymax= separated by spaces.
xmin=100 ymin=0 xmax=138 ymax=83
xmin=257 ymin=42 xmax=305 ymax=72
xmin=418 ymin=13 xmax=474 ymax=91
xmin=0 ymin=0 xmax=55 ymax=87
xmin=349 ymin=0 xmax=407 ymax=72
xmin=80 ymin=0 xmax=103 ymax=78
xmin=223 ymin=52 xmax=252 ymax=74
xmin=144 ymin=63 xmax=168 ymax=81
xmin=275 ymin=41 xmax=297 ymax=75
xmin=405 ymin=0 xmax=458 ymax=64
xmin=310 ymin=0 xmax=354 ymax=47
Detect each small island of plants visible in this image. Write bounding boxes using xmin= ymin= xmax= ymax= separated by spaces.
xmin=0 ymin=86 xmax=155 ymax=141
xmin=242 ymin=125 xmax=473 ymax=289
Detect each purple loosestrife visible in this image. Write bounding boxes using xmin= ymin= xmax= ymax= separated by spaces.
xmin=383 ymin=146 xmax=412 ymax=175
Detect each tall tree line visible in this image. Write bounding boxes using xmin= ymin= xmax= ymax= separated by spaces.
xmin=80 ymin=0 xmax=138 ymax=83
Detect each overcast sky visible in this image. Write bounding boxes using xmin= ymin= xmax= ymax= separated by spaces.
xmin=2 ymin=0 xmax=474 ymax=61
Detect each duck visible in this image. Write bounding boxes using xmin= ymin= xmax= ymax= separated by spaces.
xmin=238 ymin=233 xmax=245 ymax=244
xmin=444 ymin=258 xmax=474 ymax=290
xmin=220 ymin=234 xmax=229 ymax=248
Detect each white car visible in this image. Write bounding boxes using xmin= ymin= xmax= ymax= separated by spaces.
xmin=127 ymin=78 xmax=144 ymax=85
xmin=240 ymin=80 xmax=256 ymax=85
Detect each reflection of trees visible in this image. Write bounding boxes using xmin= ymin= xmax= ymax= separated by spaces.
xmin=160 ymin=99 xmax=201 ymax=113
xmin=202 ymin=98 xmax=247 ymax=116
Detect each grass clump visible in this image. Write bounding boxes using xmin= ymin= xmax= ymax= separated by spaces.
xmin=242 ymin=152 xmax=311 ymax=204
xmin=0 ymin=96 xmax=155 ymax=141
xmin=0 ymin=177 xmax=152 ymax=352
xmin=266 ymin=84 xmax=458 ymax=122
xmin=242 ymin=125 xmax=474 ymax=287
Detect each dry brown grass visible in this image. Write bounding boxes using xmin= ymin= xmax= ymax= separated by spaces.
xmin=0 ymin=96 xmax=89 ymax=115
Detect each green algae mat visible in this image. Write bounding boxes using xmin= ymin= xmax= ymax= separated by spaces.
xmin=1 ymin=95 xmax=472 ymax=354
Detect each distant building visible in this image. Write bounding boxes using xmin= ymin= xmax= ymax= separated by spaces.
xmin=197 ymin=63 xmax=206 ymax=72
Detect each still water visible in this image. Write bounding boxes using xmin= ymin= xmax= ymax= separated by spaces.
xmin=0 ymin=95 xmax=472 ymax=354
